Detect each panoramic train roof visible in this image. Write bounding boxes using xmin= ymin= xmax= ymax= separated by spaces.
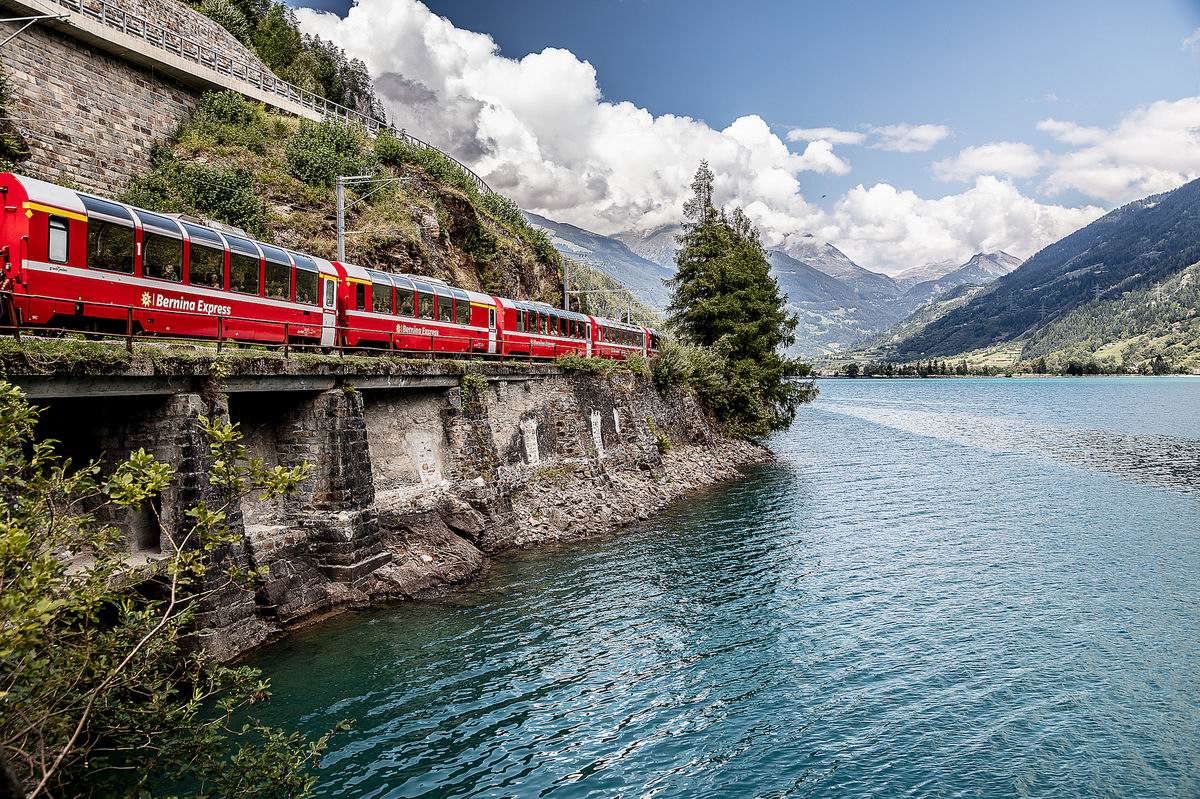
xmin=12 ymin=173 xmax=86 ymax=215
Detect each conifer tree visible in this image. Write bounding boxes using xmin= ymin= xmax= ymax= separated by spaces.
xmin=666 ymin=161 xmax=813 ymax=436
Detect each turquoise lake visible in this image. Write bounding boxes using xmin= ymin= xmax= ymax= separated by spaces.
xmin=249 ymin=377 xmax=1200 ymax=797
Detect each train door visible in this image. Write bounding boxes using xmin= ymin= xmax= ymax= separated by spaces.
xmin=585 ymin=321 xmax=592 ymax=357
xmin=320 ymin=275 xmax=337 ymax=347
xmin=487 ymin=305 xmax=497 ymax=354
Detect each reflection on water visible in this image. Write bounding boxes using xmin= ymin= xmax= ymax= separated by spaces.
xmin=250 ymin=377 xmax=1200 ymax=798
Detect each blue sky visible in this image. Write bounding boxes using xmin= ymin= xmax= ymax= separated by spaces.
xmin=293 ymin=0 xmax=1200 ymax=271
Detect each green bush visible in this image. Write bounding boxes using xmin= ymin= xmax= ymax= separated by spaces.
xmin=200 ymin=0 xmax=252 ymax=43
xmin=286 ymin=119 xmax=374 ymax=188
xmin=123 ymin=159 xmax=267 ymax=237
xmin=180 ymin=90 xmax=271 ymax=154
xmin=650 ymin=340 xmax=694 ymax=391
xmin=375 ymin=132 xmax=478 ymax=197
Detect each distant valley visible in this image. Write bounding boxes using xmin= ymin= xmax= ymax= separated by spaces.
xmin=527 ymin=212 xmax=1021 ymax=357
xmin=871 ymin=177 xmax=1200 ymax=372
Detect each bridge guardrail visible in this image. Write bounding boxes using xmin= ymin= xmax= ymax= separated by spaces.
xmin=48 ymin=0 xmax=493 ymax=195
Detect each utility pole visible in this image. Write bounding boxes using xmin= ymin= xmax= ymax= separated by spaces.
xmin=562 ymin=258 xmax=569 ymax=310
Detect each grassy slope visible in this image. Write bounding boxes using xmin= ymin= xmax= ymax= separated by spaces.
xmin=116 ymin=94 xmax=563 ymax=304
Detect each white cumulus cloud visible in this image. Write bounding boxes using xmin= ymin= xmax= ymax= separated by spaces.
xmin=933 ymin=142 xmax=1045 ymax=182
xmin=810 ymin=177 xmax=1103 ymax=271
xmin=1036 ymin=118 xmax=1106 ymax=146
xmin=867 ymin=123 xmax=952 ymax=152
xmin=1040 ymin=98 xmax=1200 ymax=203
xmin=295 ymin=0 xmax=1110 ymax=272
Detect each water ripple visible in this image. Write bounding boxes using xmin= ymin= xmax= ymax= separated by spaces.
xmin=251 ymin=378 xmax=1200 ymax=798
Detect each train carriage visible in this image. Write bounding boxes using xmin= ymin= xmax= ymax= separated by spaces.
xmin=496 ymin=298 xmax=591 ymax=359
xmin=592 ymin=318 xmax=650 ymax=360
xmin=338 ymin=266 xmax=498 ymax=355
xmin=0 ymin=172 xmax=658 ymax=363
xmin=0 ymin=173 xmax=339 ymax=346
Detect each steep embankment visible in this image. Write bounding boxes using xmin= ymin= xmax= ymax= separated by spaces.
xmin=120 ymin=91 xmax=563 ymax=303
xmin=886 ymin=179 xmax=1200 ymax=367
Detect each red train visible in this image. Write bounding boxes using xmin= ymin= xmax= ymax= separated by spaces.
xmin=0 ymin=173 xmax=662 ymax=360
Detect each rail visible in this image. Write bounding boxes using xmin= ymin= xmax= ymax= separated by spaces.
xmin=46 ymin=0 xmax=493 ymax=195
xmin=1 ymin=292 xmax=605 ymax=362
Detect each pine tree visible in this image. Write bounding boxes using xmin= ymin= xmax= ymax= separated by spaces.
xmin=667 ymin=162 xmax=811 ymax=436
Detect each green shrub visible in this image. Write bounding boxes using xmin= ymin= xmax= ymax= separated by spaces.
xmin=554 ymin=354 xmax=616 ymax=374
xmin=286 ymin=119 xmax=374 ymax=188
xmin=376 ymin=132 xmax=478 ymax=197
xmin=621 ymin=354 xmax=649 ymax=378
xmin=200 ymin=0 xmax=252 ymax=43
xmin=179 ymin=90 xmax=271 ymax=154
xmin=650 ymin=340 xmax=693 ymax=390
xmin=123 ymin=159 xmax=266 ymax=237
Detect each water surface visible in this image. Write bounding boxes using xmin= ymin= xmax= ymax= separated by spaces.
xmin=251 ymin=377 xmax=1200 ymax=798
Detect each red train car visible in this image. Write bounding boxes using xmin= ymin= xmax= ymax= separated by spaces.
xmin=495 ymin=297 xmax=592 ymax=359
xmin=0 ymin=172 xmax=660 ymax=362
xmin=336 ymin=265 xmax=500 ymax=355
xmin=0 ymin=173 xmax=340 ymax=346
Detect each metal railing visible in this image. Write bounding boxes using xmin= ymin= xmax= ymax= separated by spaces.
xmin=49 ymin=0 xmax=494 ymax=195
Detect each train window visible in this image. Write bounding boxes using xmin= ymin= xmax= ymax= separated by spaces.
xmin=455 ymin=299 xmax=470 ymax=326
xmin=188 ymin=244 xmax=224 ymax=288
xmin=372 ymin=282 xmax=392 ymax=313
xmin=87 ymin=219 xmax=134 ymax=274
xmin=417 ymin=291 xmax=435 ymax=319
xmin=437 ymin=295 xmax=454 ymax=323
xmin=354 ymin=282 xmax=365 ymax=310
xmin=264 ymin=259 xmax=290 ymax=300
xmin=48 ymin=216 xmax=68 ymax=264
xmin=229 ymin=251 xmax=260 ymax=294
xmin=295 ymin=268 xmax=318 ymax=305
xmin=143 ymin=232 xmax=182 ymax=281
xmin=396 ymin=287 xmax=414 ymax=316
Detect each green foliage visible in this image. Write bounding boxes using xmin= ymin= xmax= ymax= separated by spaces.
xmin=376 ymin=133 xmax=477 ymax=197
xmin=123 ymin=156 xmax=267 ymax=237
xmin=286 ymin=119 xmax=374 ymax=188
xmin=190 ymin=0 xmax=383 ymax=120
xmin=459 ymin=373 xmax=488 ymax=415
xmin=554 ymin=353 xmax=617 ymax=375
xmin=645 ymin=417 xmax=671 ymax=454
xmin=201 ymin=0 xmax=253 ymax=43
xmin=667 ymin=161 xmax=814 ymax=436
xmin=179 ymin=90 xmax=273 ymax=154
xmin=649 ymin=339 xmax=694 ymax=391
xmin=0 ymin=380 xmax=339 ymax=797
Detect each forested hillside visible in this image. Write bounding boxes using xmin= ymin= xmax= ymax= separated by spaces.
xmin=189 ymin=0 xmax=383 ymax=118
xmin=888 ymin=178 xmax=1200 ymax=364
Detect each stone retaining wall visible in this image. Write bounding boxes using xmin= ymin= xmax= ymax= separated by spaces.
xmin=32 ymin=366 xmax=768 ymax=661
xmin=1 ymin=20 xmax=198 ymax=194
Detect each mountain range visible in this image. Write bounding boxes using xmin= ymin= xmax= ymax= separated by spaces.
xmin=525 ymin=213 xmax=1021 ymax=357
xmin=879 ymin=177 xmax=1200 ymax=369
xmin=522 ymin=211 xmax=675 ymax=309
